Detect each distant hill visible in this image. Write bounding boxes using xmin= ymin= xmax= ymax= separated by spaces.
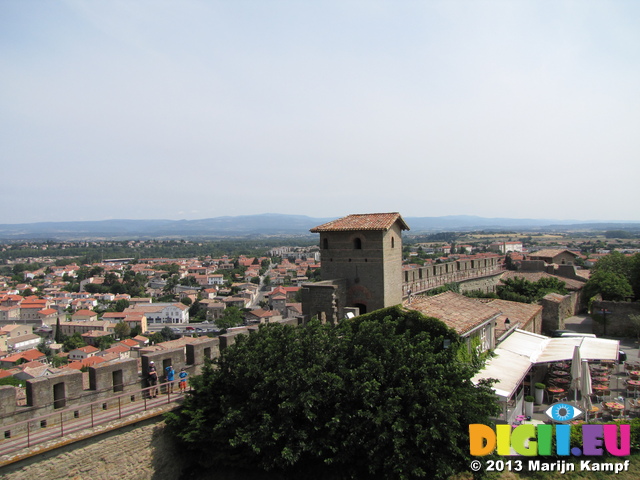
xmin=0 ymin=214 xmax=639 ymax=240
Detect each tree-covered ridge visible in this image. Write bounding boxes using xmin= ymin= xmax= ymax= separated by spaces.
xmin=0 ymin=238 xmax=316 ymax=264
xmin=166 ymin=307 xmax=500 ymax=479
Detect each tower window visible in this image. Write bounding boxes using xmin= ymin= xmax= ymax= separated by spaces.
xmin=323 ymin=238 xmax=329 ymax=249
xmin=353 ymin=238 xmax=362 ymax=249
xmin=391 ymin=237 xmax=395 ymax=248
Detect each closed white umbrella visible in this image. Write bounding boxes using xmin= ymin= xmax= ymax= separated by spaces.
xmin=581 ymin=359 xmax=593 ymax=417
xmin=571 ymin=345 xmax=582 ymax=402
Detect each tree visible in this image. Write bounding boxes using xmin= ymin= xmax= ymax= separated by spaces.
xmin=97 ymin=335 xmax=116 ymax=350
xmin=149 ymin=332 xmax=164 ymax=344
xmin=114 ymin=321 xmax=131 ymax=339
xmin=63 ymin=332 xmax=86 ymax=352
xmin=584 ymin=270 xmax=633 ymax=301
xmin=165 ymin=307 xmax=499 ymax=479
xmin=130 ymin=325 xmax=142 ymax=338
xmin=37 ymin=339 xmax=52 ymax=357
xmin=215 ymin=306 xmax=244 ymax=331
xmin=54 ymin=316 xmax=63 ymax=344
xmin=114 ymin=299 xmax=130 ymax=312
xmin=160 ymin=326 xmax=179 ymax=342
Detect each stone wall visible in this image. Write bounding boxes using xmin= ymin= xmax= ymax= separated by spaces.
xmin=458 ymin=273 xmax=503 ymax=294
xmin=1 ymin=337 xmax=222 ymax=430
xmin=0 ymin=417 xmax=185 ymax=480
xmin=301 ymin=279 xmax=346 ymax=323
xmin=540 ymin=292 xmax=578 ymax=333
xmin=591 ymin=300 xmax=640 ymax=337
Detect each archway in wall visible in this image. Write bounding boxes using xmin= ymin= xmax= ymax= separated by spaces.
xmin=354 ymin=303 xmax=367 ymax=315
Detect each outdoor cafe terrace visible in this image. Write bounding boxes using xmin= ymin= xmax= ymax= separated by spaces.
xmin=472 ymin=330 xmax=624 ymax=425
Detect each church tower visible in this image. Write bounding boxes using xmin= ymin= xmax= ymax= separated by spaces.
xmin=302 ymin=213 xmax=410 ymax=322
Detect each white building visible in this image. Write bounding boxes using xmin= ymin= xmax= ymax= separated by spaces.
xmin=125 ymin=303 xmax=190 ymax=325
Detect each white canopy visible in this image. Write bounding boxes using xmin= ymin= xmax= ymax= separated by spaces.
xmin=472 ymin=348 xmax=533 ymax=399
xmin=472 ymin=329 xmax=620 ymax=400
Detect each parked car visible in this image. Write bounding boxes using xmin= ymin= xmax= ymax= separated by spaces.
xmin=550 ymin=329 xmax=576 ymax=338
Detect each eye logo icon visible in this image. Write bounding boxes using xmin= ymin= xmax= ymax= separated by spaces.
xmin=544 ymin=402 xmax=584 ymax=422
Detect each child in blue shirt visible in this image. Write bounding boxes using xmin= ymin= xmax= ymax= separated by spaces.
xmin=178 ymin=367 xmax=188 ymax=393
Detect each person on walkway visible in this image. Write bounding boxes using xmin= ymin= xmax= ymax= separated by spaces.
xmin=178 ymin=367 xmax=188 ymax=393
xmin=166 ymin=364 xmax=175 ymax=393
xmin=148 ymin=361 xmax=158 ymax=398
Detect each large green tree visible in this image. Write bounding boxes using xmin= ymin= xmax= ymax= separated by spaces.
xmin=589 ymin=251 xmax=640 ymax=300
xmin=584 ymin=270 xmax=633 ymax=301
xmin=166 ymin=307 xmax=499 ymax=479
xmin=215 ymin=306 xmax=244 ymax=331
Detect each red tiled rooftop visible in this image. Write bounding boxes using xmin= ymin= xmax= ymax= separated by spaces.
xmin=310 ymin=213 xmax=410 ymax=232
xmin=406 ymin=291 xmax=501 ymax=335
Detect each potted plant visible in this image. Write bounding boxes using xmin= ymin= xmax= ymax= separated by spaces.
xmin=534 ymin=383 xmax=546 ymax=404
xmin=524 ymin=395 xmax=535 ymax=417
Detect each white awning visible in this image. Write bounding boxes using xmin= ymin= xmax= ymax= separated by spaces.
xmin=472 ymin=348 xmax=532 ymax=400
xmin=536 ymin=337 xmax=619 ymax=363
xmin=472 ymin=329 xmax=620 ymax=400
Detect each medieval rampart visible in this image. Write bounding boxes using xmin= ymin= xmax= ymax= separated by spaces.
xmin=402 ymin=256 xmax=504 ymax=296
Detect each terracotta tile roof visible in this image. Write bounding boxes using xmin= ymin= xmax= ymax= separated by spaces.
xmin=78 ymin=345 xmax=99 ymax=354
xmin=310 ymin=213 xmax=410 ymax=232
xmin=104 ymin=345 xmax=130 ymax=354
xmin=486 ymin=299 xmax=542 ymax=323
xmin=528 ymin=249 xmax=579 ymax=259
xmin=66 ymin=356 xmax=106 ymax=369
xmin=406 ymin=291 xmax=500 ymax=335
xmin=2 ymin=349 xmax=46 ymax=363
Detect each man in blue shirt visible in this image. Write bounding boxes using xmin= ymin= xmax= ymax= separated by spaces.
xmin=165 ymin=365 xmax=175 ymax=393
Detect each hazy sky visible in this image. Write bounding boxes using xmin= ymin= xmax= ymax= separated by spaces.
xmin=2 ymin=1 xmax=639 ymax=224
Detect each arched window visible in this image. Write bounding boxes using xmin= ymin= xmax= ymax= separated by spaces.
xmin=323 ymin=238 xmax=329 ymax=249
xmin=353 ymin=238 xmax=362 ymax=249
xmin=391 ymin=237 xmax=395 ymax=248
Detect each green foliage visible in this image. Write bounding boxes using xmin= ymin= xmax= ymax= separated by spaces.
xmin=463 ymin=290 xmax=499 ymax=299
xmin=63 ymin=332 xmax=86 ymax=352
xmin=496 ymin=276 xmax=567 ymax=303
xmin=160 ymin=326 xmax=180 ymax=342
xmin=424 ymin=282 xmax=460 ymax=297
xmin=0 ymin=376 xmax=23 ymax=387
xmin=455 ymin=335 xmax=490 ymax=370
xmin=37 ymin=339 xmax=52 ymax=357
xmin=584 ymin=270 xmax=634 ymax=301
xmin=149 ymin=332 xmax=164 ymax=344
xmin=215 ymin=306 xmax=244 ymax=331
xmin=51 ymin=355 xmax=68 ymax=367
xmin=114 ymin=299 xmax=130 ymax=312
xmin=96 ymin=335 xmax=116 ymax=350
xmin=54 ymin=317 xmax=63 ymax=343
xmin=114 ymin=321 xmax=131 ymax=339
xmin=165 ymin=307 xmax=499 ymax=479
xmin=589 ymin=251 xmax=640 ymax=300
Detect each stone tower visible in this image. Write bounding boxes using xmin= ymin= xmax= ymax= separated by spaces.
xmin=302 ymin=212 xmax=410 ymax=322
